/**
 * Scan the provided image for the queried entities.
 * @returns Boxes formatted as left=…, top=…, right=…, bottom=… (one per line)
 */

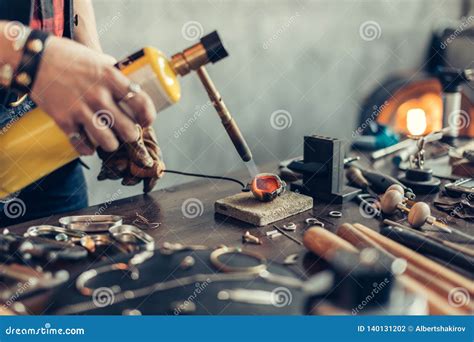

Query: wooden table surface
left=4, top=149, right=473, bottom=314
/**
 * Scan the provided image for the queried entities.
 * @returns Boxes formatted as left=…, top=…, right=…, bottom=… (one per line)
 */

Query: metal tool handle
left=196, top=66, right=252, bottom=162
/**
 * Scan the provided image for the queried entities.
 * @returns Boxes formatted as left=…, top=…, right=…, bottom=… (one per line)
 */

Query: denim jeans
left=0, top=99, right=88, bottom=227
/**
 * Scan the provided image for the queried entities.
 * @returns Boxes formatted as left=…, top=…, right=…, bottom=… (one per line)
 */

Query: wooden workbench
left=3, top=152, right=473, bottom=314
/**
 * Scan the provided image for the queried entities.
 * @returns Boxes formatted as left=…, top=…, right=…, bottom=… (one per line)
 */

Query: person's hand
left=97, top=126, right=165, bottom=193
left=30, top=36, right=157, bottom=155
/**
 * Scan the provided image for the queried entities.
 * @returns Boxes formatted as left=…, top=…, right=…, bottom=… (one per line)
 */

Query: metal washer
left=328, top=211, right=342, bottom=218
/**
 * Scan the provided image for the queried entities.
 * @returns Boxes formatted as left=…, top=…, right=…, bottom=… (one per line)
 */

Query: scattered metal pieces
left=133, top=212, right=161, bottom=230
left=122, top=309, right=142, bottom=316
left=266, top=230, right=279, bottom=237
left=272, top=225, right=303, bottom=245
left=269, top=232, right=283, bottom=239
left=283, top=253, right=299, bottom=265
left=171, top=300, right=196, bottom=314
left=328, top=211, right=342, bottom=218
left=179, top=256, right=196, bottom=270
left=282, top=222, right=297, bottom=231
left=0, top=264, right=69, bottom=301
left=160, top=242, right=208, bottom=255
left=242, top=231, right=262, bottom=245
left=218, top=289, right=276, bottom=305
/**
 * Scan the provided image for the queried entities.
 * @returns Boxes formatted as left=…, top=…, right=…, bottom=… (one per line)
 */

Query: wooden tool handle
left=303, top=227, right=358, bottom=261
left=337, top=223, right=473, bottom=314
left=353, top=223, right=474, bottom=295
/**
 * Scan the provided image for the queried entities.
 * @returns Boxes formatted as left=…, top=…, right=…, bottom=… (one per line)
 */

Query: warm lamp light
left=406, top=108, right=427, bottom=136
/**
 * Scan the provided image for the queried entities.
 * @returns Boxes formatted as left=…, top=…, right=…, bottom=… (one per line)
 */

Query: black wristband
left=10, top=30, right=50, bottom=95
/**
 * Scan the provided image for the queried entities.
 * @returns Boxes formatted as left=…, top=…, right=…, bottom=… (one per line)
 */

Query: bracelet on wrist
left=10, top=30, right=50, bottom=95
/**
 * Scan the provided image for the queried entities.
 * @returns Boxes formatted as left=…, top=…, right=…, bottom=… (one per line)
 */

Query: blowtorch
left=0, top=31, right=252, bottom=199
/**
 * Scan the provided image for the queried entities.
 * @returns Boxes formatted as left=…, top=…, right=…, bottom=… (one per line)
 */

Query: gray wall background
left=84, top=0, right=465, bottom=205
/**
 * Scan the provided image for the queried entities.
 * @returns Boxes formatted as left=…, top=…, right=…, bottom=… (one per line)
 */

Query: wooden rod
left=303, top=226, right=358, bottom=261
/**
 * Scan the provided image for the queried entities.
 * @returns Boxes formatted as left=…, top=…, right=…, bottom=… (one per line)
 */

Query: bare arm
left=73, top=0, right=103, bottom=52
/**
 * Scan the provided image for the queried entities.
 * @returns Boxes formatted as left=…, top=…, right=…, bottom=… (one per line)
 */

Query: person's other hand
left=97, top=126, right=165, bottom=193
left=30, top=36, right=156, bottom=155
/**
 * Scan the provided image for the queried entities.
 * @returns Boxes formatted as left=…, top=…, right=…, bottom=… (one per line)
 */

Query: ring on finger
left=119, top=83, right=141, bottom=104
left=68, top=132, right=83, bottom=145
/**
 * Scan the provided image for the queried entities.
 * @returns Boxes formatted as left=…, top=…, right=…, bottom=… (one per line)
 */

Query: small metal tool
left=272, top=225, right=303, bottom=245
left=242, top=231, right=261, bottom=245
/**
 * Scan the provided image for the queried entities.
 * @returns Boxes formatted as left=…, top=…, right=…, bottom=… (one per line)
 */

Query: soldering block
left=215, top=191, right=313, bottom=226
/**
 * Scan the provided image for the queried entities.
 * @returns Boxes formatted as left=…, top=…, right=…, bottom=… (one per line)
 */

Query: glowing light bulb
left=406, top=108, right=427, bottom=136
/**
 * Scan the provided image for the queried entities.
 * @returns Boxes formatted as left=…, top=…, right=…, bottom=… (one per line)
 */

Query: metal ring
left=68, top=132, right=83, bottom=145
left=328, top=211, right=343, bottom=218
left=210, top=246, right=267, bottom=275
left=282, top=222, right=297, bottom=231
left=76, top=263, right=128, bottom=296
left=305, top=218, right=324, bottom=227
left=119, top=83, right=141, bottom=104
